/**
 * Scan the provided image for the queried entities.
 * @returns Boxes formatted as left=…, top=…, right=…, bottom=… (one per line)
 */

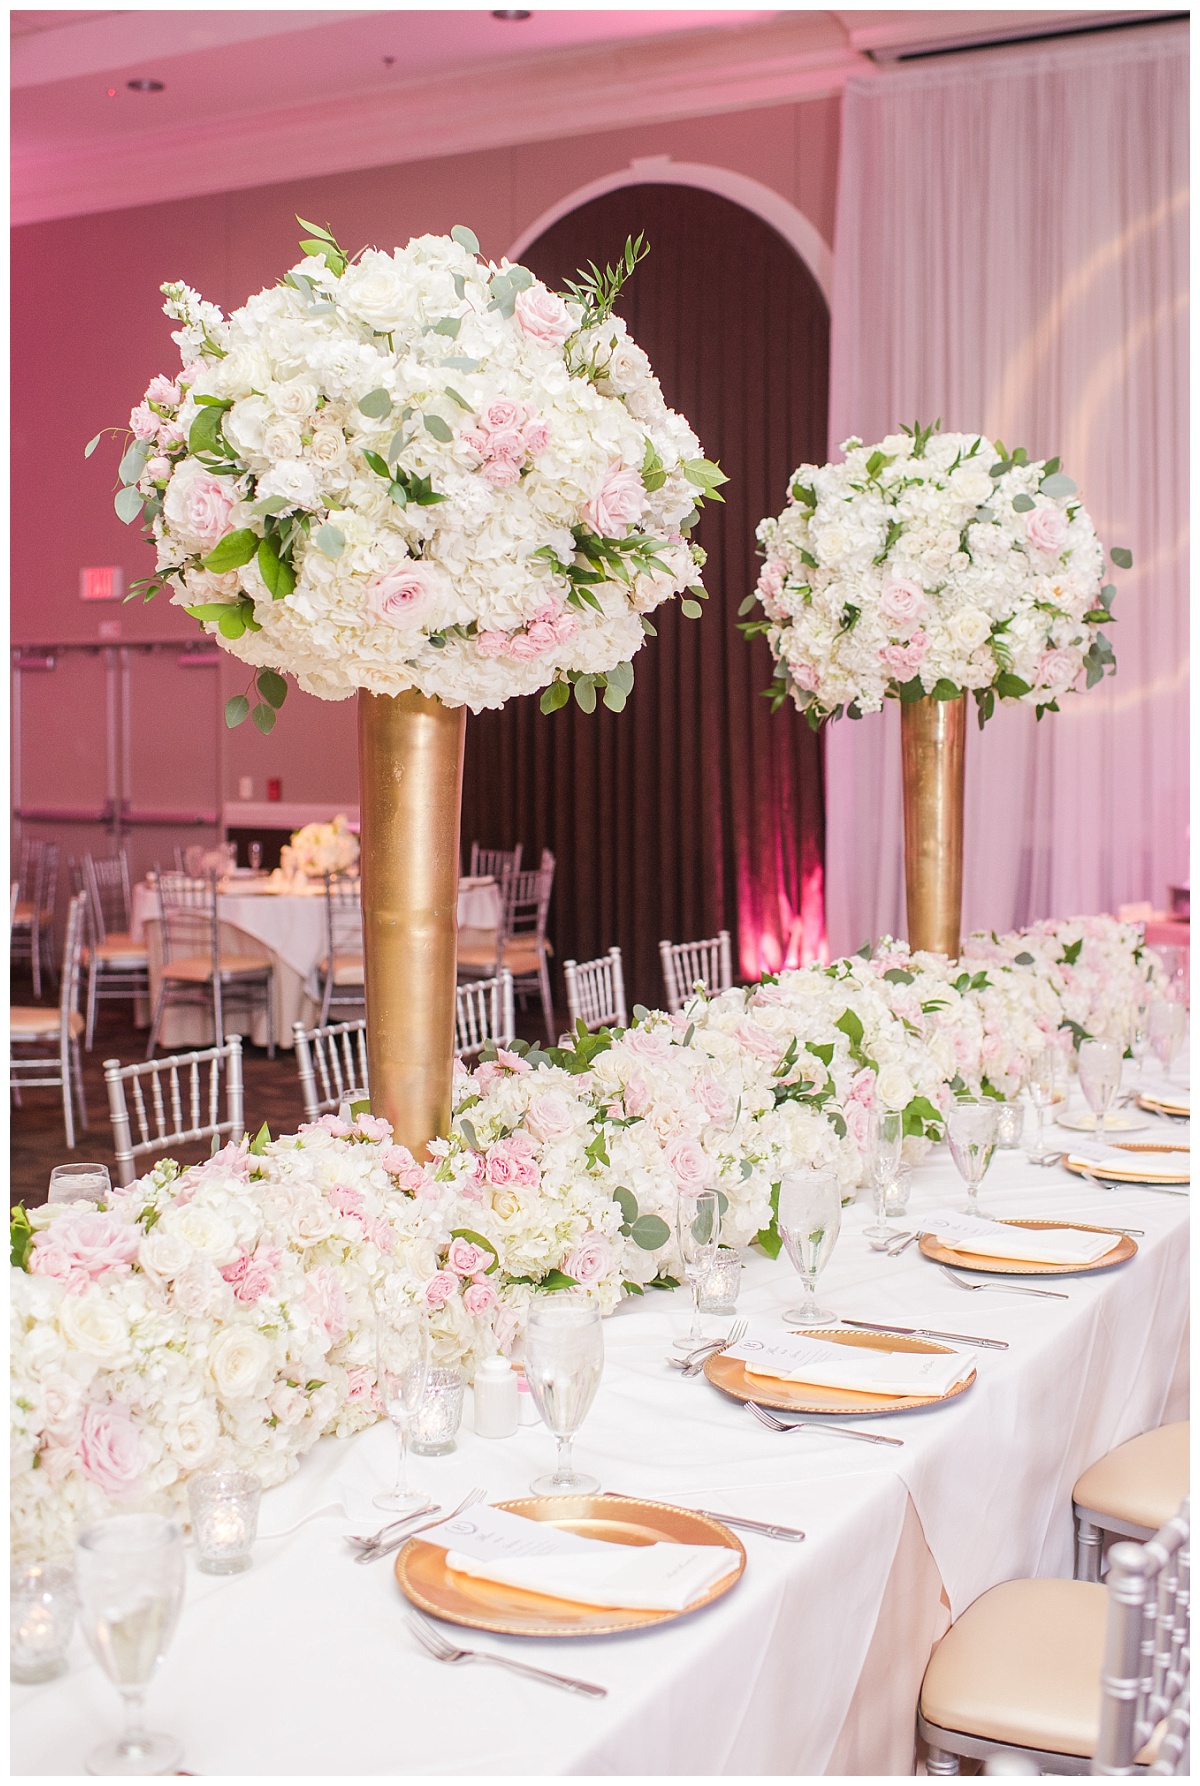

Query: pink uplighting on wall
left=739, top=861, right=828, bottom=982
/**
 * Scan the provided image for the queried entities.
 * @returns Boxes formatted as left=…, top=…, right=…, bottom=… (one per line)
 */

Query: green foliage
left=251, top=703, right=276, bottom=737
left=256, top=669, right=287, bottom=709
left=314, top=523, right=344, bottom=558
left=682, top=458, right=728, bottom=502
left=450, top=224, right=480, bottom=254
left=358, top=388, right=392, bottom=419
left=224, top=694, right=250, bottom=728
left=257, top=534, right=296, bottom=599
left=1062, top=937, right=1084, bottom=966
left=1109, top=546, right=1133, bottom=569
left=754, top=1182, right=783, bottom=1259
left=114, top=485, right=145, bottom=524
left=248, top=1122, right=271, bottom=1156
left=629, top=1213, right=671, bottom=1251
left=536, top=1268, right=580, bottom=1293
left=202, top=528, right=258, bottom=573
left=295, top=216, right=348, bottom=277
left=486, top=263, right=534, bottom=319
left=11, top=1204, right=33, bottom=1271
left=995, top=672, right=1032, bottom=700
left=560, top=233, right=649, bottom=329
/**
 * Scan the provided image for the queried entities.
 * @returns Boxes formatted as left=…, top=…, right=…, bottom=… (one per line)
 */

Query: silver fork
left=347, top=1498, right=438, bottom=1553
left=939, top=1264, right=1069, bottom=1301
left=353, top=1487, right=486, bottom=1563
left=680, top=1321, right=747, bottom=1377
left=887, top=1231, right=920, bottom=1257
left=405, top=1608, right=607, bottom=1698
left=744, top=1402, right=904, bottom=1446
left=669, top=1321, right=747, bottom=1369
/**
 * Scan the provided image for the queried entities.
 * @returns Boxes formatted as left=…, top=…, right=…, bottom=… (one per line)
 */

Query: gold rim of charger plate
left=919, top=1218, right=1138, bottom=1276
left=1062, top=1157, right=1189, bottom=1188
left=704, top=1327, right=976, bottom=1417
left=394, top=1494, right=746, bottom=1637
left=1136, top=1091, right=1191, bottom=1119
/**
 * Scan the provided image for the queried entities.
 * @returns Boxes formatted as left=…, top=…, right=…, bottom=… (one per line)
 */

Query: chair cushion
left=921, top=1578, right=1107, bottom=1756
left=10, top=1007, right=83, bottom=1041
left=501, top=937, right=546, bottom=975
left=457, top=929, right=500, bottom=968
left=319, top=955, right=364, bottom=986
left=11, top=903, right=51, bottom=926
left=87, top=935, right=149, bottom=966
left=163, top=955, right=268, bottom=983
left=1073, top=1422, right=1189, bottom=1534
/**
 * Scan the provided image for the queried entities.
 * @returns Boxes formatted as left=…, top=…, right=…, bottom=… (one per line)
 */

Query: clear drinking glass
left=187, top=1470, right=260, bottom=1574
left=778, top=1168, right=842, bottom=1326
left=1025, top=1048, right=1060, bottom=1162
left=698, top=1246, right=742, bottom=1314
left=1078, top=1037, right=1124, bottom=1143
left=373, top=1313, right=430, bottom=1513
left=1147, top=1000, right=1187, bottom=1077
left=11, top=1561, right=75, bottom=1684
left=248, top=842, right=263, bottom=873
left=675, top=1188, right=720, bottom=1343
left=523, top=1299, right=604, bottom=1496
left=1128, top=1000, right=1151, bottom=1080
left=946, top=1101, right=998, bottom=1215
left=75, top=1514, right=185, bottom=1777
left=863, top=1109, right=903, bottom=1245
left=409, top=1366, right=465, bottom=1456
left=48, top=1163, right=111, bottom=1205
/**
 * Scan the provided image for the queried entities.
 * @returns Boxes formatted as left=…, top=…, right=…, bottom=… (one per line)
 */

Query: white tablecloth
left=12, top=1135, right=1188, bottom=1777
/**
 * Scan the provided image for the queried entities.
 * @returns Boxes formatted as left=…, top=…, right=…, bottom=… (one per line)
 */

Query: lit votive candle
left=188, top=1470, right=261, bottom=1575
left=11, top=1562, right=75, bottom=1684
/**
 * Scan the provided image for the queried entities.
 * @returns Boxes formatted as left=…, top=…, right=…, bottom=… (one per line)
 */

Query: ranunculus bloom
left=485, top=1134, right=540, bottom=1189
left=463, top=1280, right=498, bottom=1316
left=77, top=1402, right=146, bottom=1498
left=757, top=559, right=786, bottom=600
left=514, top=283, right=575, bottom=348
left=129, top=403, right=158, bottom=439
left=583, top=464, right=646, bottom=537
left=448, top=1238, right=491, bottom=1277
left=1025, top=505, right=1070, bottom=554
left=145, top=374, right=181, bottom=407
left=506, top=621, right=558, bottom=659
left=474, top=630, right=509, bottom=657
left=365, top=562, right=450, bottom=632
left=880, top=577, right=927, bottom=630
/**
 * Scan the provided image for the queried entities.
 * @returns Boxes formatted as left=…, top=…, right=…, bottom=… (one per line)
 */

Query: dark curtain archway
left=462, top=183, right=829, bottom=1012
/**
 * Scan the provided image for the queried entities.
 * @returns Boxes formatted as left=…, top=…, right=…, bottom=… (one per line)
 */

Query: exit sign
left=80, top=566, right=124, bottom=601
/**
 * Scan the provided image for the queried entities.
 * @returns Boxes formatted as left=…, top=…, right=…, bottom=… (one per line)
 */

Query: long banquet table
left=12, top=1130, right=1189, bottom=1776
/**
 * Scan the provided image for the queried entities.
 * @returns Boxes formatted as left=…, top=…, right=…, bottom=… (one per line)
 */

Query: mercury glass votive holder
left=996, top=1101, right=1024, bottom=1149
left=188, top=1470, right=261, bottom=1574
left=698, top=1246, right=743, bottom=1314
left=410, top=1366, right=465, bottom=1456
left=11, top=1562, right=75, bottom=1684
left=885, top=1168, right=913, bottom=1219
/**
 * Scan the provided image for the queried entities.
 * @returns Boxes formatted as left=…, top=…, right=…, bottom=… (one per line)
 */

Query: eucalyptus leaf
left=1039, top=472, right=1078, bottom=499
left=1110, top=546, right=1133, bottom=569
left=84, top=432, right=103, bottom=458
left=224, top=694, right=250, bottom=728
left=423, top=414, right=454, bottom=442
left=539, top=680, right=570, bottom=714
left=602, top=683, right=627, bottom=713
left=251, top=702, right=277, bottom=736
left=118, top=440, right=151, bottom=485
left=358, top=388, right=392, bottom=419
left=1011, top=493, right=1035, bottom=512
left=681, top=599, right=702, bottom=619
left=450, top=224, right=480, bottom=254
left=614, top=1187, right=639, bottom=1228
left=256, top=669, right=287, bottom=710
left=630, top=1213, right=670, bottom=1251
left=573, top=678, right=597, bottom=714
left=114, top=486, right=144, bottom=524
left=314, top=523, right=344, bottom=558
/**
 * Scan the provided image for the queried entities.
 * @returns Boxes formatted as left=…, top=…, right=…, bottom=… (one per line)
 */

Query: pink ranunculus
left=563, top=1231, right=613, bottom=1285
left=665, top=1135, right=708, bottom=1190
left=1025, top=505, right=1070, bottom=554
left=522, top=416, right=551, bottom=454
left=366, top=562, right=450, bottom=632
left=424, top=1270, right=458, bottom=1308
left=506, top=621, right=558, bottom=659
left=145, top=374, right=181, bottom=407
left=485, top=1134, right=541, bottom=1189
left=463, top=1279, right=498, bottom=1316
left=880, top=577, right=927, bottom=630
left=482, top=457, right=522, bottom=488
left=129, top=403, right=158, bottom=440
left=1035, top=647, right=1080, bottom=689
left=881, top=632, right=929, bottom=678
left=448, top=1237, right=491, bottom=1277
left=480, top=399, right=532, bottom=434
left=30, top=1212, right=141, bottom=1293
left=757, top=559, right=786, bottom=600
left=514, top=283, right=575, bottom=348
left=77, top=1402, right=146, bottom=1498
left=583, top=464, right=646, bottom=537
left=474, top=630, right=509, bottom=658
left=304, top=1267, right=349, bottom=1343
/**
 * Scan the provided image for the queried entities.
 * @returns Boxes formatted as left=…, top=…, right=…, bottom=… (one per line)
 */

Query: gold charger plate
left=704, top=1327, right=975, bottom=1417
left=1136, top=1091, right=1190, bottom=1119
left=919, top=1218, right=1137, bottom=1276
left=1062, top=1155, right=1189, bottom=1188
left=394, top=1494, right=745, bottom=1638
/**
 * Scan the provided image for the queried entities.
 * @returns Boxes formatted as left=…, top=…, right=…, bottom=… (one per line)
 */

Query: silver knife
left=838, top=1317, right=1008, bottom=1351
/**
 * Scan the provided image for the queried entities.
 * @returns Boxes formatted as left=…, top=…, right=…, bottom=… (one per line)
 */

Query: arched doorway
left=461, top=182, right=830, bottom=1012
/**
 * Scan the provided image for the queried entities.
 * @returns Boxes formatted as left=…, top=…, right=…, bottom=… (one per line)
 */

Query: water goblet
left=675, top=1188, right=720, bottom=1344
left=778, top=1168, right=842, bottom=1326
left=863, top=1109, right=903, bottom=1246
left=946, top=1101, right=998, bottom=1215
left=1147, top=1000, right=1187, bottom=1079
left=523, top=1299, right=604, bottom=1496
left=373, top=1312, right=430, bottom=1513
left=48, top=1162, right=111, bottom=1206
left=75, top=1514, right=185, bottom=1777
left=1078, top=1037, right=1124, bottom=1144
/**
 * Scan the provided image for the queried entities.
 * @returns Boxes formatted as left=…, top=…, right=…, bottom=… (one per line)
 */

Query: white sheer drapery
left=823, top=23, right=1188, bottom=957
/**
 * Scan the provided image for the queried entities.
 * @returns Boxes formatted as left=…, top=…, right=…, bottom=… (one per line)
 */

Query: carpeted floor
left=10, top=968, right=566, bottom=1208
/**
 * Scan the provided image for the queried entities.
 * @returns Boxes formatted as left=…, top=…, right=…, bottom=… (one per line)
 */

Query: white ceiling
left=11, top=6, right=1164, bottom=225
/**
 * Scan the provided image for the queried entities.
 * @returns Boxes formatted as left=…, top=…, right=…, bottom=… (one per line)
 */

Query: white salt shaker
left=472, top=1356, right=518, bottom=1439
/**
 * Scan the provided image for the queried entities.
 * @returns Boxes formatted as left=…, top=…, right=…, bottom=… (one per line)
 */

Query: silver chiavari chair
left=292, top=1017, right=370, bottom=1123
left=12, top=838, right=60, bottom=998
left=318, top=872, right=364, bottom=1025
left=455, top=970, right=515, bottom=1061
left=149, top=870, right=274, bottom=1059
left=468, top=842, right=522, bottom=882
left=1094, top=1500, right=1190, bottom=1775
left=103, top=1036, right=245, bottom=1187
left=10, top=891, right=89, bottom=1149
left=563, top=945, right=626, bottom=1036
left=82, top=849, right=150, bottom=1048
left=659, top=929, right=734, bottom=1014
left=458, top=849, right=555, bottom=1035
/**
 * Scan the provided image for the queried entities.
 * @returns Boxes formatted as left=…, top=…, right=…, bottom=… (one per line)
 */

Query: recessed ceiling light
left=492, top=11, right=531, bottom=19
left=126, top=78, right=165, bottom=93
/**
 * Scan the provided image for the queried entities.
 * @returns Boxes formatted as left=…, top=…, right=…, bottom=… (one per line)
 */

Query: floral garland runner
left=12, top=915, right=1161, bottom=1562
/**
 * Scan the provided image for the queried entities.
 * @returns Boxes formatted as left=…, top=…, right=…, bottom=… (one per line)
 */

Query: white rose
left=58, top=1294, right=130, bottom=1364
left=949, top=466, right=993, bottom=506
left=138, top=1230, right=194, bottom=1281
left=262, top=418, right=304, bottom=462
left=945, top=606, right=992, bottom=652
left=39, top=1371, right=84, bottom=1435
left=269, top=379, right=319, bottom=418
left=308, top=427, right=347, bottom=470
left=257, top=460, right=321, bottom=511
left=223, top=394, right=272, bottom=460
left=207, top=1327, right=271, bottom=1402
left=875, top=1063, right=916, bottom=1110
left=163, top=1203, right=237, bottom=1265
left=165, top=1399, right=221, bottom=1469
left=172, top=1260, right=231, bottom=1318
left=338, top=254, right=409, bottom=330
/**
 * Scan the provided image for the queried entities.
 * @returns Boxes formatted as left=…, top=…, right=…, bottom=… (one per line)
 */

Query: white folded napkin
left=1140, top=1089, right=1191, bottom=1116
left=924, top=1209, right=1121, bottom=1265
left=1067, top=1147, right=1190, bottom=1183
left=724, top=1330, right=972, bottom=1399
left=421, top=1503, right=740, bottom=1613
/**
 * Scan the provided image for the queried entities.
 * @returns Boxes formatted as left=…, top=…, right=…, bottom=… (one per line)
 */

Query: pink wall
left=12, top=97, right=840, bottom=810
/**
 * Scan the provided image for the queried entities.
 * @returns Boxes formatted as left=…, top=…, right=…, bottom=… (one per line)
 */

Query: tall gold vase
left=357, top=689, right=465, bottom=1158
left=900, top=694, right=966, bottom=959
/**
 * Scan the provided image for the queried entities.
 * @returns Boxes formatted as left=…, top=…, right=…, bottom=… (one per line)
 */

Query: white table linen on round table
left=128, top=878, right=502, bottom=1050
left=12, top=1140, right=1188, bottom=1777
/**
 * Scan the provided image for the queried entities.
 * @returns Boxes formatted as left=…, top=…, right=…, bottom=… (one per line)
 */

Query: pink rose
left=425, top=1270, right=458, bottom=1308
left=313, top=1113, right=353, bottom=1137
left=485, top=1134, right=540, bottom=1189
left=757, top=559, right=786, bottom=601
left=665, top=1135, right=708, bottom=1190
left=145, top=374, right=181, bottom=407
left=563, top=1231, right=613, bottom=1286
left=622, top=1072, right=651, bottom=1117
left=463, top=1280, right=498, bottom=1316
left=550, top=610, right=578, bottom=646
left=514, top=283, right=575, bottom=348
left=847, top=1068, right=876, bottom=1106
left=30, top=1212, right=140, bottom=1293
left=625, top=1029, right=671, bottom=1060
left=734, top=1018, right=781, bottom=1061
left=1035, top=647, right=1080, bottom=689
left=448, top=1238, right=491, bottom=1276
left=880, top=578, right=927, bottom=630
left=367, top=562, right=451, bottom=632
left=167, top=464, right=233, bottom=546
left=525, top=1090, right=577, bottom=1141
left=145, top=455, right=171, bottom=480
left=845, top=1101, right=871, bottom=1148
left=506, top=621, right=557, bottom=659
left=179, top=361, right=204, bottom=388
left=881, top=632, right=929, bottom=678
left=367, top=1217, right=396, bottom=1251
left=356, top=1113, right=391, bottom=1141
left=460, top=427, right=489, bottom=457
left=345, top=1366, right=375, bottom=1404
left=129, top=403, right=158, bottom=439
left=480, top=399, right=532, bottom=434
left=474, top=631, right=509, bottom=657
left=495, top=1048, right=530, bottom=1073
left=482, top=457, right=522, bottom=488
left=329, top=1184, right=366, bottom=1216
left=77, top=1403, right=146, bottom=1498
left=794, top=663, right=820, bottom=692
left=487, top=428, right=525, bottom=462
left=583, top=464, right=646, bottom=537
left=304, top=1267, right=349, bottom=1343
left=696, top=1076, right=734, bottom=1123
left=1025, top=505, right=1070, bottom=554
left=522, top=416, right=551, bottom=454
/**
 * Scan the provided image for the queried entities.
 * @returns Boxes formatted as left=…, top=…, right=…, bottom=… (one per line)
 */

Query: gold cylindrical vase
left=900, top=694, right=966, bottom=959
left=358, top=689, right=465, bottom=1158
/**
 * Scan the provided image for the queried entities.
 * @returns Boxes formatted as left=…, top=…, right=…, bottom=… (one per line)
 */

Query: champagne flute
left=675, top=1188, right=720, bottom=1344
left=373, top=1312, right=430, bottom=1513
left=1078, top=1037, right=1123, bottom=1145
left=1147, top=1000, right=1187, bottom=1079
left=1025, top=1048, right=1060, bottom=1163
left=523, top=1299, right=604, bottom=1496
left=946, top=1101, right=998, bottom=1215
left=863, top=1108, right=903, bottom=1245
left=75, top=1514, right=185, bottom=1777
left=778, top=1168, right=842, bottom=1326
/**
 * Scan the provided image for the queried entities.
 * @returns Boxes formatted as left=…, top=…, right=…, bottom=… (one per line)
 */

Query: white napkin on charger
left=420, top=1503, right=740, bottom=1613
left=725, top=1330, right=973, bottom=1399
left=1067, top=1147, right=1190, bottom=1183
left=924, top=1209, right=1122, bottom=1265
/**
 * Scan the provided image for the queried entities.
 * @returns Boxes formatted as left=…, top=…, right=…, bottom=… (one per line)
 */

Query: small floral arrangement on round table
left=279, top=813, right=359, bottom=880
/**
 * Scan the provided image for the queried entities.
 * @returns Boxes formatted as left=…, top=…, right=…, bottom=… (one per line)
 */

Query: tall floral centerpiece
left=747, top=422, right=1129, bottom=953
left=98, top=224, right=723, bottom=1151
